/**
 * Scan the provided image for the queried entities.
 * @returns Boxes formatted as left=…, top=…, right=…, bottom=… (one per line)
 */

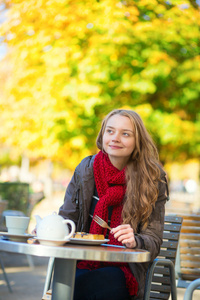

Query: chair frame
left=183, top=278, right=200, bottom=300
left=143, top=215, right=183, bottom=300
left=144, top=258, right=177, bottom=300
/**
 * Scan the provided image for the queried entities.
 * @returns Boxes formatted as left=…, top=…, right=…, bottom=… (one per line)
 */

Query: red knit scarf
left=77, top=151, right=138, bottom=296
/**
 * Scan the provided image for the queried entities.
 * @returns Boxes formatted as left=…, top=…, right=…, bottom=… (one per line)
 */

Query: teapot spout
left=35, top=215, right=42, bottom=228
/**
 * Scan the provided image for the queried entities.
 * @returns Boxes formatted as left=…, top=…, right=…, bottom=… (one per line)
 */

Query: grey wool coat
left=59, top=155, right=169, bottom=300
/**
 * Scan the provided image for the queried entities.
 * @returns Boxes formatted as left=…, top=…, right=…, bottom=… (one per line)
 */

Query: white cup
left=5, top=216, right=30, bottom=235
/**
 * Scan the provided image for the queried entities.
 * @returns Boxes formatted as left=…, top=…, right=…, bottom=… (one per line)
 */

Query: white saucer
left=69, top=238, right=109, bottom=245
left=36, top=237, right=70, bottom=246
left=0, top=232, right=35, bottom=242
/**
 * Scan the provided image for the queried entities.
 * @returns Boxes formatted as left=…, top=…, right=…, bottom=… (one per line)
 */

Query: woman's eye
left=123, top=132, right=129, bottom=136
left=106, top=129, right=113, bottom=134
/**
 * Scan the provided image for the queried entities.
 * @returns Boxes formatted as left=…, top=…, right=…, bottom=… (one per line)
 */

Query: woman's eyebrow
left=106, top=126, right=134, bottom=133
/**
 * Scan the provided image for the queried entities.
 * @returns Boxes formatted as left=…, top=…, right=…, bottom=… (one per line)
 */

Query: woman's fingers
left=111, top=224, right=136, bottom=248
left=31, top=227, right=37, bottom=235
left=111, top=224, right=132, bottom=238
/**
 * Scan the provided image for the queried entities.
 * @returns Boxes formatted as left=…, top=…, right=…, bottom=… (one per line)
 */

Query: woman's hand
left=111, top=224, right=136, bottom=249
left=31, top=226, right=37, bottom=236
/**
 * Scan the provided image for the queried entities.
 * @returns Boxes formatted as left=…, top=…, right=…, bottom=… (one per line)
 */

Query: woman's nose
left=112, top=132, right=120, bottom=141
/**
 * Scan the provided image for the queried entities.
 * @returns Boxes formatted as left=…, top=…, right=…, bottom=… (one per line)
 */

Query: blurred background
left=0, top=0, right=199, bottom=217
left=0, top=1, right=200, bottom=299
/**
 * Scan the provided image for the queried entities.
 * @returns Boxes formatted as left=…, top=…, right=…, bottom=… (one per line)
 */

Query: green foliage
left=0, top=182, right=29, bottom=215
left=0, top=0, right=199, bottom=168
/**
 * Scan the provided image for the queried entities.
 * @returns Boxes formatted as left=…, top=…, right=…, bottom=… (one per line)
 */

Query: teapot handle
left=63, top=220, right=76, bottom=240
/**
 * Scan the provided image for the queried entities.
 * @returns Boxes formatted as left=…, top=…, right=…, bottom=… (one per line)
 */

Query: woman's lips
left=109, top=145, right=122, bottom=149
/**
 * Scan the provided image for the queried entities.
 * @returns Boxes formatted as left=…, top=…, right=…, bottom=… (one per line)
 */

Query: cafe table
left=0, top=239, right=150, bottom=300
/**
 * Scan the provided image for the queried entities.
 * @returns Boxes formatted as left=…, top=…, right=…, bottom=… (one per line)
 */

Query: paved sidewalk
left=1, top=193, right=200, bottom=300
left=0, top=253, right=48, bottom=300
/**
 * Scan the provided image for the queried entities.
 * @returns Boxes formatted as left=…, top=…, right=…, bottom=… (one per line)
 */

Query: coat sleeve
left=59, top=167, right=81, bottom=226
left=134, top=170, right=169, bottom=261
left=58, top=155, right=95, bottom=231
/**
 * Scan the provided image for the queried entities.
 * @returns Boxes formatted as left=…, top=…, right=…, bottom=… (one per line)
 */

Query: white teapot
left=35, top=212, right=76, bottom=241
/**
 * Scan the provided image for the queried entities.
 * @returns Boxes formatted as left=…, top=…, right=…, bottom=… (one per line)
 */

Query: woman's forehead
left=106, top=114, right=135, bottom=130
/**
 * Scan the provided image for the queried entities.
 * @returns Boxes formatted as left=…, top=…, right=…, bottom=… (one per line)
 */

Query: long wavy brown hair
left=96, top=109, right=161, bottom=231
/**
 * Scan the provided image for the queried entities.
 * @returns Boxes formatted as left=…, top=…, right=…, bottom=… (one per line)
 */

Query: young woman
left=59, top=109, right=169, bottom=300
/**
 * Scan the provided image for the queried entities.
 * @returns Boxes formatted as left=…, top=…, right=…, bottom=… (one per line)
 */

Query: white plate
left=0, top=232, right=35, bottom=242
left=36, top=237, right=70, bottom=246
left=69, top=238, right=109, bottom=245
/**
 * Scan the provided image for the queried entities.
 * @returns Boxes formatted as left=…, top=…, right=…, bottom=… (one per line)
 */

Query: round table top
left=0, top=239, right=150, bottom=263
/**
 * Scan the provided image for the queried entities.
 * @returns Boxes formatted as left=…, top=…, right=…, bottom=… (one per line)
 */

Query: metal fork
left=93, top=215, right=112, bottom=231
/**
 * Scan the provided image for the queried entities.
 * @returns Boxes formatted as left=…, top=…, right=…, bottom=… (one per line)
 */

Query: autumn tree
left=0, top=0, right=199, bottom=169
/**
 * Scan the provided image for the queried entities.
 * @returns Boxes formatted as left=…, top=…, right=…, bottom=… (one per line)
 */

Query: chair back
left=147, top=215, right=183, bottom=300
left=177, top=214, right=200, bottom=287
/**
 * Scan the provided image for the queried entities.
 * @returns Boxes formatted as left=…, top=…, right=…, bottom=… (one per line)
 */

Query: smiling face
left=102, top=114, right=135, bottom=170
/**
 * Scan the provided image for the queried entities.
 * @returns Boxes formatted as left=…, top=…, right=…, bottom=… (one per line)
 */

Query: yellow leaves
left=0, top=0, right=199, bottom=168
left=78, top=83, right=100, bottom=95
left=129, top=104, right=198, bottom=153
left=137, top=49, right=178, bottom=80
left=69, top=136, right=86, bottom=149
left=139, top=0, right=159, bottom=8
left=123, top=6, right=139, bottom=23
left=178, top=56, right=200, bottom=84
left=149, top=111, right=196, bottom=145
left=142, top=65, right=170, bottom=78
left=112, top=2, right=139, bottom=23
left=117, top=76, right=156, bottom=94
left=134, top=104, right=153, bottom=119
left=154, top=4, right=167, bottom=15
left=147, top=52, right=171, bottom=65
left=56, top=144, right=91, bottom=170
left=131, top=79, right=157, bottom=94
left=134, top=22, right=152, bottom=32
left=131, top=60, right=139, bottom=67
left=112, top=34, right=131, bottom=44
left=126, top=6, right=140, bottom=17
left=109, top=53, right=118, bottom=61
left=61, top=79, right=101, bottom=100
left=42, top=47, right=70, bottom=70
